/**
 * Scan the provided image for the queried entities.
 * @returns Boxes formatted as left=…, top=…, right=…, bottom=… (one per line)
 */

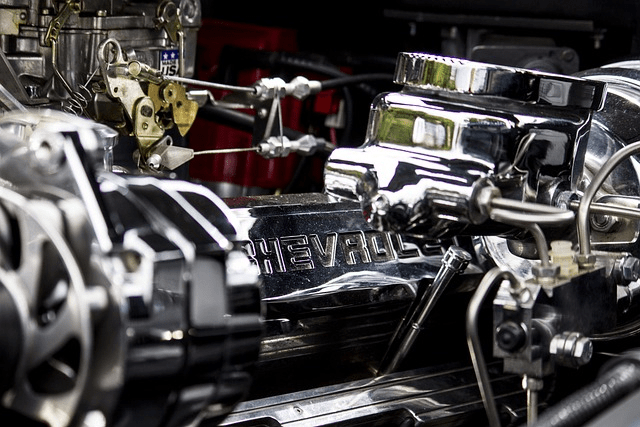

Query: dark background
left=202, top=0, right=640, bottom=71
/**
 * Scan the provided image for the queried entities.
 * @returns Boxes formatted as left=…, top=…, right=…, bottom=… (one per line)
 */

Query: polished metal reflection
left=570, top=64, right=640, bottom=258
left=216, top=362, right=523, bottom=427
left=325, top=55, right=601, bottom=239
left=378, top=245, right=471, bottom=375
left=394, top=52, right=606, bottom=108
left=228, top=194, right=469, bottom=375
left=0, top=108, right=262, bottom=427
left=0, top=187, right=92, bottom=427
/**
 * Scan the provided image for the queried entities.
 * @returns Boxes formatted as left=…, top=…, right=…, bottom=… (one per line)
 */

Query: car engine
left=2, top=1, right=640, bottom=427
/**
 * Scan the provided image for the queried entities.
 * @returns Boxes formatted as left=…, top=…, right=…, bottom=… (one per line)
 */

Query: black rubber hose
left=197, top=104, right=305, bottom=140
left=272, top=52, right=380, bottom=97
left=197, top=104, right=335, bottom=154
left=531, top=357, right=640, bottom=427
left=319, top=73, right=395, bottom=90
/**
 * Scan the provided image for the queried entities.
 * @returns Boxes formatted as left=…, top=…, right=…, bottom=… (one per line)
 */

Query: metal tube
left=490, top=198, right=575, bottom=225
left=489, top=209, right=551, bottom=268
left=578, top=140, right=640, bottom=257
left=51, top=40, right=76, bottom=98
left=178, top=31, right=185, bottom=78
left=378, top=246, right=471, bottom=375
left=0, top=82, right=27, bottom=112
left=163, top=75, right=257, bottom=93
left=527, top=387, right=539, bottom=425
left=193, top=147, right=260, bottom=155
left=467, top=268, right=519, bottom=427
left=569, top=199, right=640, bottom=220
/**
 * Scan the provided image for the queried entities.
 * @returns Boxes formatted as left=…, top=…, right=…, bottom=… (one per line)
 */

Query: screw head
left=496, top=321, right=527, bottom=352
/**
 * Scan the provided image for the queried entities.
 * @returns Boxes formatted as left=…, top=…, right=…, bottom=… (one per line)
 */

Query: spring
left=62, top=68, right=99, bottom=116
left=62, top=83, right=93, bottom=116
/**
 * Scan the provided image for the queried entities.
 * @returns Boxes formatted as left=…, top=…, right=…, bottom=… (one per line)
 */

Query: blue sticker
left=160, top=49, right=179, bottom=76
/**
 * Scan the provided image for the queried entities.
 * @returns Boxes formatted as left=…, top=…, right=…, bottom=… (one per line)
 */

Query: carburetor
left=0, top=0, right=201, bottom=166
left=0, top=0, right=200, bottom=108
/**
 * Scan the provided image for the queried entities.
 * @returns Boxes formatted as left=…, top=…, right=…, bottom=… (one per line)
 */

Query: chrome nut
left=287, top=76, right=318, bottom=100
left=253, top=78, right=287, bottom=101
left=576, top=253, right=597, bottom=268
left=550, top=332, right=593, bottom=368
left=573, top=336, right=594, bottom=366
left=532, top=264, right=560, bottom=279
left=621, top=256, right=640, bottom=282
left=473, top=184, right=501, bottom=219
left=146, top=153, right=162, bottom=170
left=521, top=375, right=544, bottom=391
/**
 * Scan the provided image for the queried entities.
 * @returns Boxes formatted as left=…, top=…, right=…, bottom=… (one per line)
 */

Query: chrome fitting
left=550, top=331, right=593, bottom=368
left=532, top=264, right=560, bottom=280
left=576, top=253, right=597, bottom=269
left=621, top=256, right=640, bottom=282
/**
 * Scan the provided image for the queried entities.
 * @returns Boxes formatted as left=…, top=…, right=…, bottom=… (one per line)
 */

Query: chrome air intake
left=325, top=53, right=606, bottom=239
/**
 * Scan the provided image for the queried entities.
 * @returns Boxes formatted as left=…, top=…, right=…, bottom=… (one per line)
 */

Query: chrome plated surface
left=570, top=64, right=640, bottom=257
left=216, top=362, right=523, bottom=427
left=227, top=194, right=484, bottom=386
left=0, top=187, right=92, bottom=427
left=3, top=18, right=640, bottom=426
left=228, top=194, right=457, bottom=310
left=0, top=109, right=262, bottom=427
left=394, top=52, right=606, bottom=109
left=325, top=55, right=600, bottom=238
left=378, top=245, right=471, bottom=375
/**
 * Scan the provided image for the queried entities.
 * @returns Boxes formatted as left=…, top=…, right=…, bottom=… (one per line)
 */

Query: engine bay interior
left=1, top=2, right=640, bottom=427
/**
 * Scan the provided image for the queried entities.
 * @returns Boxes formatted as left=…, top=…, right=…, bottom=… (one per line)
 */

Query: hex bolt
left=550, top=331, right=593, bottom=368
left=370, top=193, right=390, bottom=217
left=621, top=256, right=640, bottom=282
left=590, top=213, right=618, bottom=233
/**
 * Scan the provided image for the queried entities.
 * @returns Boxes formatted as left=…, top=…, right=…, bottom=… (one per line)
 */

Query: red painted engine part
left=188, top=19, right=303, bottom=190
